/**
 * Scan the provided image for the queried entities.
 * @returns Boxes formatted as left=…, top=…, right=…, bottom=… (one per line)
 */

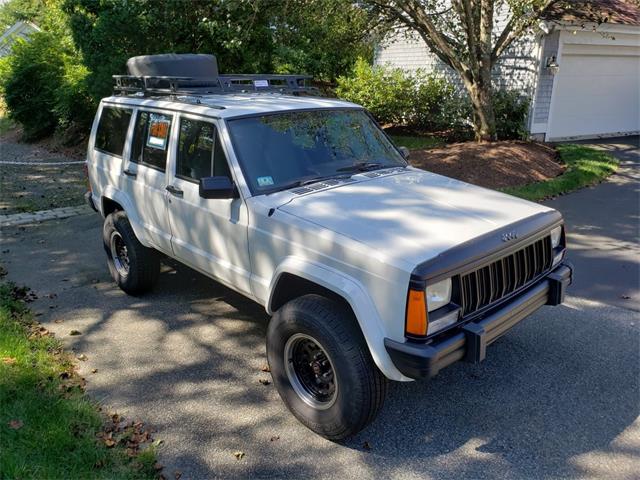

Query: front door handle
left=166, top=185, right=184, bottom=197
left=123, top=169, right=137, bottom=178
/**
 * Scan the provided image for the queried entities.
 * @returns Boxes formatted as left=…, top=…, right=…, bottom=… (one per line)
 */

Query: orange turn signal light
left=406, top=289, right=428, bottom=337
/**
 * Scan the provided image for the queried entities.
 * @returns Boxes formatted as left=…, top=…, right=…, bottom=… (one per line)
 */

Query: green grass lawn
left=388, top=134, right=445, bottom=150
left=0, top=282, right=158, bottom=479
left=502, top=144, right=619, bottom=201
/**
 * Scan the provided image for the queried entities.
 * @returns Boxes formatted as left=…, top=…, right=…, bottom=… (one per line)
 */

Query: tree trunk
left=466, top=81, right=496, bottom=142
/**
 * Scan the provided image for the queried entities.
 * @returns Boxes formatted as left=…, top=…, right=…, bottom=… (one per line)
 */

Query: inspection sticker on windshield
left=257, top=176, right=274, bottom=187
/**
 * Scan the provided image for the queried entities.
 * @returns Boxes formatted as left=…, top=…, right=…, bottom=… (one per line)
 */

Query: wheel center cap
left=311, top=361, right=322, bottom=375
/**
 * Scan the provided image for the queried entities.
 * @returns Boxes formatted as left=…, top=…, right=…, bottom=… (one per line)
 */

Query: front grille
left=458, top=236, right=553, bottom=317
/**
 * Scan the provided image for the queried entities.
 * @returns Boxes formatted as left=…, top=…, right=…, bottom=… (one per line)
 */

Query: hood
left=277, top=168, right=553, bottom=268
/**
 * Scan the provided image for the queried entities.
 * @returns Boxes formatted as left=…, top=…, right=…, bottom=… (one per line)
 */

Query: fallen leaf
left=621, top=295, right=631, bottom=299
left=154, top=462, right=164, bottom=471
left=69, top=330, right=81, bottom=336
left=104, top=438, right=116, bottom=447
left=54, top=319, right=63, bottom=323
left=233, top=451, right=245, bottom=460
left=91, top=368, right=98, bottom=374
left=2, top=357, right=17, bottom=365
left=261, top=364, right=271, bottom=372
left=77, top=354, right=88, bottom=361
left=259, top=378, right=271, bottom=386
left=174, top=471, right=182, bottom=479
left=363, top=441, right=372, bottom=450
left=270, top=436, right=280, bottom=442
left=8, top=419, right=23, bottom=430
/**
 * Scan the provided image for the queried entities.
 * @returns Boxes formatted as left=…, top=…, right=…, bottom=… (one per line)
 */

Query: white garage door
left=547, top=32, right=640, bottom=140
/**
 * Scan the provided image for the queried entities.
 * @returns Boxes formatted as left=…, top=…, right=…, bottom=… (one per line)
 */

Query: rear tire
left=267, top=294, right=387, bottom=440
left=103, top=211, right=160, bottom=295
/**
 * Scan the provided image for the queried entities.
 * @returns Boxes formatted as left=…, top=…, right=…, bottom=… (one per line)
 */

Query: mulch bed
left=409, top=141, right=565, bottom=190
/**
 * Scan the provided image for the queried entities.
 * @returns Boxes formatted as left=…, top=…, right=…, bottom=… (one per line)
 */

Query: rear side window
left=95, top=106, right=132, bottom=157
left=176, top=118, right=231, bottom=182
left=131, top=111, right=173, bottom=171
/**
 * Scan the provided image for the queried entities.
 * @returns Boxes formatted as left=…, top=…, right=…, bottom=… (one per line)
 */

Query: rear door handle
left=166, top=185, right=184, bottom=197
left=123, top=169, right=137, bottom=178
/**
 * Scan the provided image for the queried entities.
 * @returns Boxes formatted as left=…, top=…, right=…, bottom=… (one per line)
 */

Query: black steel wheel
left=103, top=211, right=160, bottom=295
left=267, top=294, right=387, bottom=440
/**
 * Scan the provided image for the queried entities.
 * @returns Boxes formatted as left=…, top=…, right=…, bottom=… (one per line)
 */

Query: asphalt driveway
left=1, top=212, right=638, bottom=479
left=546, top=136, right=640, bottom=311
left=1, top=136, right=638, bottom=479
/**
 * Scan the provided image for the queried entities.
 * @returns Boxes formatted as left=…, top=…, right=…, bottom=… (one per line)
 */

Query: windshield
left=226, top=109, right=406, bottom=194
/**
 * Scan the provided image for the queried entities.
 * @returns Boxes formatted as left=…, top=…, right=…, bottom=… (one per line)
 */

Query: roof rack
left=113, top=73, right=319, bottom=97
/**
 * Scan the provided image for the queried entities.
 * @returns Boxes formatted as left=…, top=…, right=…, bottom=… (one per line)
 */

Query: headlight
left=426, top=278, right=451, bottom=312
left=550, top=225, right=563, bottom=249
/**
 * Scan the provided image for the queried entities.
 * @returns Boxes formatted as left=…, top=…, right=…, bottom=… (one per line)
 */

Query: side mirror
left=199, top=176, right=239, bottom=199
left=398, top=146, right=410, bottom=160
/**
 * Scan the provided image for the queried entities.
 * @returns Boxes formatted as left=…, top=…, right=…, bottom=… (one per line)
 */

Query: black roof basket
left=114, top=53, right=318, bottom=97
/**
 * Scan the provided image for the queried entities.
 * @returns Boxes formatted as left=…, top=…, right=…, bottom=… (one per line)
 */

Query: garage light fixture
left=545, top=56, right=560, bottom=75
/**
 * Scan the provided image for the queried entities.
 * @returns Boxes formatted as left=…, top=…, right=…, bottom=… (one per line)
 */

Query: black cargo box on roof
left=126, top=53, right=219, bottom=78
left=115, top=53, right=317, bottom=98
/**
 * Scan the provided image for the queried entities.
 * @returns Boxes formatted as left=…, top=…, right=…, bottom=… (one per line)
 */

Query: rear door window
left=130, top=111, right=173, bottom=171
left=176, top=117, right=231, bottom=182
left=94, top=106, right=132, bottom=157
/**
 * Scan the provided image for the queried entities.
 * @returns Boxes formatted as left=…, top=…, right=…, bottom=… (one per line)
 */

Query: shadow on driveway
left=1, top=213, right=638, bottom=479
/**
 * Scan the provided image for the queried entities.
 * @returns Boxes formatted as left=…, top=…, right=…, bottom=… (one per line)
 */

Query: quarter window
left=131, top=111, right=173, bottom=171
left=95, top=106, right=132, bottom=157
left=176, top=118, right=231, bottom=182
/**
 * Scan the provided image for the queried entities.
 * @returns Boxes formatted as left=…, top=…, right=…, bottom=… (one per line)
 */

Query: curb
left=0, top=205, right=92, bottom=228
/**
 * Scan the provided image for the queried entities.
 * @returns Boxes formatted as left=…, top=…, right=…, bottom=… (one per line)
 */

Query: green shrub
left=411, top=72, right=470, bottom=132
left=54, top=61, right=94, bottom=138
left=492, top=89, right=530, bottom=140
left=1, top=33, right=64, bottom=140
left=336, top=59, right=469, bottom=133
left=0, top=27, right=94, bottom=142
left=336, top=58, right=414, bottom=125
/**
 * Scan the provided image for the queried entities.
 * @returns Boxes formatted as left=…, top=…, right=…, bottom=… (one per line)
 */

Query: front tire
left=267, top=294, right=387, bottom=440
left=103, top=211, right=160, bottom=295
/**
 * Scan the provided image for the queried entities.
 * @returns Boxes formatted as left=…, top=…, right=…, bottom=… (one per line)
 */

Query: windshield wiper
left=336, top=162, right=387, bottom=173
left=268, top=174, right=352, bottom=194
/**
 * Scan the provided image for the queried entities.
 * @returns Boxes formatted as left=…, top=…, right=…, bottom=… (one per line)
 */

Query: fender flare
left=266, top=257, right=410, bottom=381
left=101, top=186, right=152, bottom=248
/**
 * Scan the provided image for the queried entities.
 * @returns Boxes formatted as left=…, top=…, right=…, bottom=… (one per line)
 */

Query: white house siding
left=374, top=6, right=542, bottom=96
left=374, top=30, right=540, bottom=94
left=0, top=21, right=40, bottom=57
left=531, top=31, right=560, bottom=133
left=374, top=14, right=544, bottom=137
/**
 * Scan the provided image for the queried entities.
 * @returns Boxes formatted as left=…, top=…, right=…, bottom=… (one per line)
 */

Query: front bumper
left=385, top=262, right=573, bottom=379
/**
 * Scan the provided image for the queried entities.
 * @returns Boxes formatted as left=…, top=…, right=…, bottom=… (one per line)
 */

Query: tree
left=63, top=0, right=276, bottom=100
left=367, top=0, right=558, bottom=141
left=270, top=0, right=376, bottom=82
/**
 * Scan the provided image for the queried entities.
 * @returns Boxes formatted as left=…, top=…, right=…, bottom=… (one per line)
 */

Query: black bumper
left=385, top=263, right=573, bottom=379
left=84, top=191, right=98, bottom=212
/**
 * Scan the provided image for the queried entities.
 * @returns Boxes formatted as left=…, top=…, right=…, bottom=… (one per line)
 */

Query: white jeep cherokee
left=86, top=54, right=572, bottom=439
